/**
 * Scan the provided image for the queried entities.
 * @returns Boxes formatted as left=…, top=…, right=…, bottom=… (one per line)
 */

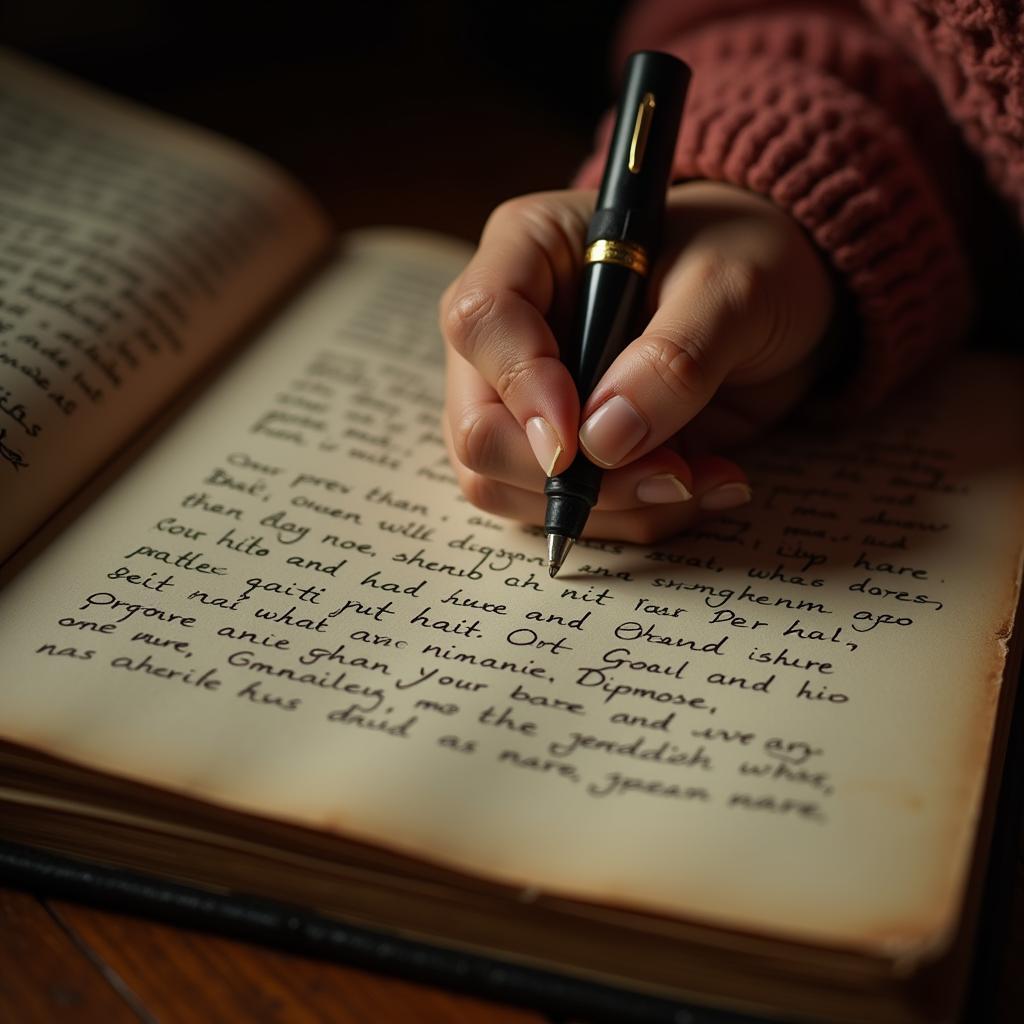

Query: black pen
left=544, top=51, right=691, bottom=577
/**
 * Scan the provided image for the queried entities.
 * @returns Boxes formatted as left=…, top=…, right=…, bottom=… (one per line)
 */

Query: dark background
left=4, top=0, right=628, bottom=240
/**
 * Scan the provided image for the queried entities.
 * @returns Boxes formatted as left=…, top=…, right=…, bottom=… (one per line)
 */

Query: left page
left=0, top=50, right=332, bottom=559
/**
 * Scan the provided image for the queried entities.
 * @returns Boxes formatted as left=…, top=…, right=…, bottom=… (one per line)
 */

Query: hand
left=439, top=181, right=834, bottom=543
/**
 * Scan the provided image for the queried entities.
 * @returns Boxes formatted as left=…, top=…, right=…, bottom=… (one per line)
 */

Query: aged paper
left=0, top=231, right=1021, bottom=961
left=0, top=50, right=331, bottom=557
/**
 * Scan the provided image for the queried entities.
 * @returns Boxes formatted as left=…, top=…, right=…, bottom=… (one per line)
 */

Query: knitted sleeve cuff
left=576, top=54, right=971, bottom=408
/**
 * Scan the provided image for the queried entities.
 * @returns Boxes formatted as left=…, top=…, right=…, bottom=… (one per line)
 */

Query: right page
left=0, top=231, right=1021, bottom=968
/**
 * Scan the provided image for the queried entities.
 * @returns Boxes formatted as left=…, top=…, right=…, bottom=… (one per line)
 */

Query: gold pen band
left=583, top=239, right=649, bottom=276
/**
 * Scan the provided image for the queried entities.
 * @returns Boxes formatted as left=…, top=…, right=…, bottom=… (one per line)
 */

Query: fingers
left=440, top=191, right=597, bottom=476
left=576, top=250, right=767, bottom=468
left=445, top=356, right=696, bottom=510
left=443, top=413, right=750, bottom=543
left=574, top=182, right=834, bottom=469
left=441, top=181, right=833, bottom=539
left=448, top=455, right=751, bottom=545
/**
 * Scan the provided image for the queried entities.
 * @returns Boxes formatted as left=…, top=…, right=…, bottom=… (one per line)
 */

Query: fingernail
left=578, top=395, right=647, bottom=467
left=525, top=417, right=562, bottom=476
left=636, top=474, right=693, bottom=504
left=699, top=482, right=752, bottom=511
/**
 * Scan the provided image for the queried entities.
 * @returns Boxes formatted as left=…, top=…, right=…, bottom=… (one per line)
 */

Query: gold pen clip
left=628, top=92, right=656, bottom=174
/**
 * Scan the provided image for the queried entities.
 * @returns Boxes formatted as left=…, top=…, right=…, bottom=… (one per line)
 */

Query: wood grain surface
left=1, top=889, right=550, bottom=1024
left=0, top=864, right=1019, bottom=1023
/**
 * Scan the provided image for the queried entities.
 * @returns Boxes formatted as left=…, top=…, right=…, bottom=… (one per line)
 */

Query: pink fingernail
left=525, top=417, right=562, bottom=476
left=699, top=482, right=752, bottom=511
left=578, top=395, right=647, bottom=467
left=636, top=474, right=693, bottom=504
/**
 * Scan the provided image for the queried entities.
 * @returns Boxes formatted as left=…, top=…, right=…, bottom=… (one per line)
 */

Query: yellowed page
left=0, top=230, right=1021, bottom=965
left=0, top=49, right=331, bottom=558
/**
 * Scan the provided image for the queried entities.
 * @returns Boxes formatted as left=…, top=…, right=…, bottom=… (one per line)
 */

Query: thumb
left=576, top=252, right=777, bottom=469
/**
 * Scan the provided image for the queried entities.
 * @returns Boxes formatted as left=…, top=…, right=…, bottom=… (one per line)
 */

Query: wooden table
left=0, top=887, right=546, bottom=1023
left=1, top=866, right=1023, bottom=1023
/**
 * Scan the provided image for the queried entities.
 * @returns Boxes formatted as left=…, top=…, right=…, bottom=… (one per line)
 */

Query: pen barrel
left=543, top=50, right=690, bottom=547
left=590, top=51, right=690, bottom=252
left=563, top=261, right=645, bottom=400
left=544, top=260, right=646, bottom=525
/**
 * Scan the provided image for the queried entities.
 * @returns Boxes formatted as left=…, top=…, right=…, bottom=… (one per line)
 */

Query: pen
left=544, top=51, right=691, bottom=577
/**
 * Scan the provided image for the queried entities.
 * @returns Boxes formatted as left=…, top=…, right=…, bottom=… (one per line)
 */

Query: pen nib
left=547, top=533, right=575, bottom=578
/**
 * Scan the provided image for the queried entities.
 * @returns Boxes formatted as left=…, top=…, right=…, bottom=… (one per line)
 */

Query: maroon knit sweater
left=575, top=1, right=1024, bottom=406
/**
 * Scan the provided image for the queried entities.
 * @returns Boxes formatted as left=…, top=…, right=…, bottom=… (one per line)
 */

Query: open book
left=2, top=50, right=1023, bottom=1024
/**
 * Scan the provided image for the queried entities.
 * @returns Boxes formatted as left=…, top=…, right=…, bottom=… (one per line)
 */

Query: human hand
left=440, top=181, right=834, bottom=543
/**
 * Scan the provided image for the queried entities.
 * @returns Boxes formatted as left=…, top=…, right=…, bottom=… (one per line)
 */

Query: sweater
left=575, top=1, right=1023, bottom=406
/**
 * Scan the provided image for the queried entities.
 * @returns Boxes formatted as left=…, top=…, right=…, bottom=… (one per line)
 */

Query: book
left=1, top=48, right=1022, bottom=1024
